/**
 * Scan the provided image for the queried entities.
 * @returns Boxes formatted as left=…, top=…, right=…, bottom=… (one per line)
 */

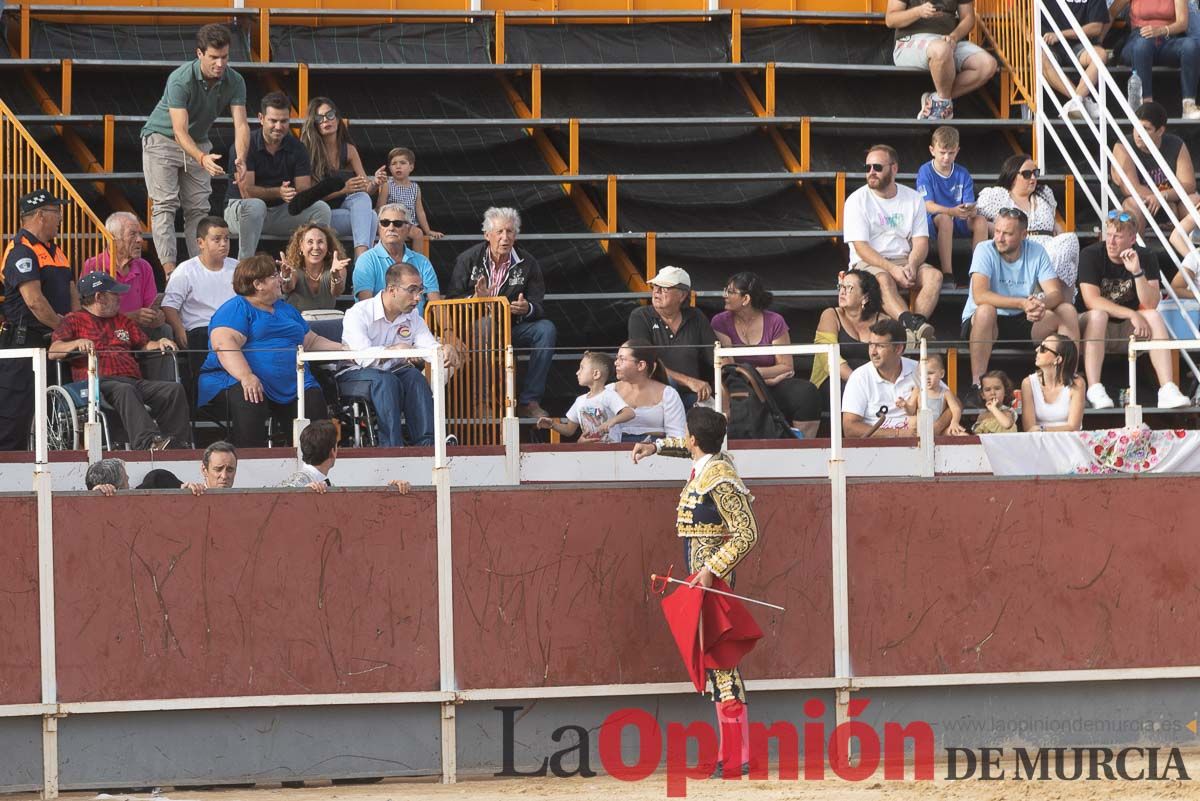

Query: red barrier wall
left=2, top=474, right=1199, bottom=706
left=846, top=476, right=1200, bottom=676
left=52, top=490, right=439, bottom=701
left=0, top=496, right=40, bottom=705
left=450, top=483, right=834, bottom=689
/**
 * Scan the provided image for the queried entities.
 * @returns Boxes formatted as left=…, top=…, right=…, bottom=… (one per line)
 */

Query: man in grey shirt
left=141, top=23, right=250, bottom=278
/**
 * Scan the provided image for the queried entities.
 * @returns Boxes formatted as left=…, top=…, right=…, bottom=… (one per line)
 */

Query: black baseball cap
left=78, top=272, right=131, bottom=297
left=19, top=189, right=67, bottom=216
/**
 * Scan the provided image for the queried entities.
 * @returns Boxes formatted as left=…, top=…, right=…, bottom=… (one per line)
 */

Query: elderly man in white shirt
left=338, top=261, right=457, bottom=447
left=841, top=317, right=920, bottom=437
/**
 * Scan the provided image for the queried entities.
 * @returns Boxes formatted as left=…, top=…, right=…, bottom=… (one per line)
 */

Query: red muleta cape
left=660, top=572, right=763, bottom=693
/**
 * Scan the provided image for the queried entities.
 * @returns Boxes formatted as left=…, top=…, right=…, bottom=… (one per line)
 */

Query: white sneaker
left=1061, top=95, right=1086, bottom=120
left=1082, top=96, right=1102, bottom=122
left=1184, top=99, right=1200, bottom=120
left=1157, top=381, right=1191, bottom=409
left=1087, top=383, right=1115, bottom=409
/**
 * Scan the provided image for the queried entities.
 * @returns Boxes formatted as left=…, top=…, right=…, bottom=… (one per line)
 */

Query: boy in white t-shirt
left=537, top=352, right=634, bottom=442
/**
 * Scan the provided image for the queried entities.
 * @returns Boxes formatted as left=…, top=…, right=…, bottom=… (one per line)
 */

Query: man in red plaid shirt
left=50, top=273, right=190, bottom=449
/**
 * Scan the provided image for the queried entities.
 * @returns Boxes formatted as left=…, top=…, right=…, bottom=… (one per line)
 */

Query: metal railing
left=1037, top=0, right=1200, bottom=393
left=424, top=297, right=514, bottom=447
left=0, top=97, right=110, bottom=275
left=976, top=0, right=1036, bottom=109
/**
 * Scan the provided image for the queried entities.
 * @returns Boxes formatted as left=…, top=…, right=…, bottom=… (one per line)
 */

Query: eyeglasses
left=392, top=284, right=425, bottom=295
left=997, top=207, right=1029, bottom=224
left=836, top=282, right=859, bottom=292
left=1017, top=168, right=1040, bottom=180
left=1107, top=210, right=1134, bottom=223
left=315, top=110, right=338, bottom=122
left=1036, top=344, right=1059, bottom=356
left=864, top=162, right=891, bottom=173
left=379, top=218, right=411, bottom=228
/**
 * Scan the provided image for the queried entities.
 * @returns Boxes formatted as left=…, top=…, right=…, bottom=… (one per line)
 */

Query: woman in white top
left=976, top=154, right=1081, bottom=299
left=1020, top=333, right=1086, bottom=432
left=611, top=340, right=686, bottom=442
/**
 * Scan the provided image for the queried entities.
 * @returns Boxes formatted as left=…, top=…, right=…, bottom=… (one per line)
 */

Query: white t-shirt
left=843, top=184, right=930, bottom=265
left=842, top=357, right=919, bottom=429
left=566, top=387, right=630, bottom=443
left=162, top=256, right=238, bottom=331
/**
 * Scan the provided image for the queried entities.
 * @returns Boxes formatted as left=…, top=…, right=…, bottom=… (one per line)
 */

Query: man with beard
left=224, top=91, right=331, bottom=259
left=843, top=144, right=942, bottom=344
left=959, top=207, right=1078, bottom=403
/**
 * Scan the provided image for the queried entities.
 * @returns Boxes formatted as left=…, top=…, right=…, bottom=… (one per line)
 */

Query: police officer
left=0, top=189, right=80, bottom=449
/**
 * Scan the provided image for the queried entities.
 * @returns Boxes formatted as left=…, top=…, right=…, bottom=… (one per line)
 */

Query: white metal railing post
left=502, top=345, right=518, bottom=484
left=30, top=348, right=59, bottom=800
left=429, top=344, right=457, bottom=783
left=917, top=339, right=934, bottom=477
left=84, top=350, right=101, bottom=463
left=826, top=343, right=850, bottom=682
left=294, top=347, right=309, bottom=460
left=1127, top=335, right=1144, bottom=427
left=713, top=341, right=727, bottom=449
left=1033, top=0, right=1045, bottom=172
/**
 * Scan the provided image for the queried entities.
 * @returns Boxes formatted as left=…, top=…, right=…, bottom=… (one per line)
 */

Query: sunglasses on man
left=864, top=162, right=891, bottom=173
left=379, top=218, right=413, bottom=228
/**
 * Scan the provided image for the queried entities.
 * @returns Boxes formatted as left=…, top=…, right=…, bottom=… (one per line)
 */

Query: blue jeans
left=330, top=191, right=378, bottom=250
left=337, top=365, right=433, bottom=446
left=513, top=318, right=556, bottom=405
left=1122, top=29, right=1200, bottom=101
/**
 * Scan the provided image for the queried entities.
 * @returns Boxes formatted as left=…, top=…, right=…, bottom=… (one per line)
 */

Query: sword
left=650, top=572, right=786, bottom=612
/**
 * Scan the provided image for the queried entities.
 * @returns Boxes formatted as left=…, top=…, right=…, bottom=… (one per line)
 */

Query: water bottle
left=1128, top=72, right=1143, bottom=110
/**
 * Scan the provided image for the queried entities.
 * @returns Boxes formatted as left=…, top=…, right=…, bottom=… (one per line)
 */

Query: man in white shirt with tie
left=339, top=262, right=459, bottom=447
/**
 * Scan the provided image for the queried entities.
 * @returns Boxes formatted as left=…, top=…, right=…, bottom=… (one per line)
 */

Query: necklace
left=734, top=312, right=761, bottom=345
left=304, top=265, right=324, bottom=282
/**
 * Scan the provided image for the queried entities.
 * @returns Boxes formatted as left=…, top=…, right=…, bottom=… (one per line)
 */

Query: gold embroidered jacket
left=655, top=437, right=759, bottom=579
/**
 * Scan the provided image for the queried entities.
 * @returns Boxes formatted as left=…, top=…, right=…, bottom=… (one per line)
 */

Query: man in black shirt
left=627, top=266, right=716, bottom=408
left=1077, top=210, right=1189, bottom=409
left=0, top=189, right=81, bottom=449
left=224, top=91, right=331, bottom=258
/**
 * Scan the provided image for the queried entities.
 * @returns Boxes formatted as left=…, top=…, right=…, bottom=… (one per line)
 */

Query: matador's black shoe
left=709, top=760, right=750, bottom=779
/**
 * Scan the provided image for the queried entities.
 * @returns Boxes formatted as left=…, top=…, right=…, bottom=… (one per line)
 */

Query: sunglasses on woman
left=315, top=110, right=338, bottom=122
left=1036, top=344, right=1058, bottom=356
left=1018, top=168, right=1040, bottom=179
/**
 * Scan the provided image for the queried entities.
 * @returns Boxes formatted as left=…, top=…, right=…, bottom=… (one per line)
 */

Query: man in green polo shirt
left=141, top=23, right=250, bottom=278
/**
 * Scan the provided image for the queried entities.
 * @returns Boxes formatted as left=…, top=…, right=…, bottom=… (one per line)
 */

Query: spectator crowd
left=2, top=18, right=1200, bottom=455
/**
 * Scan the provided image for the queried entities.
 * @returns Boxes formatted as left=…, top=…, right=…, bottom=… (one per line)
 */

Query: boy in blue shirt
left=916, top=126, right=988, bottom=288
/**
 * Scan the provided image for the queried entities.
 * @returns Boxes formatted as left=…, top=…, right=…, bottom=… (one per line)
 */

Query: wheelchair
left=305, top=316, right=381, bottom=448
left=45, top=348, right=187, bottom=451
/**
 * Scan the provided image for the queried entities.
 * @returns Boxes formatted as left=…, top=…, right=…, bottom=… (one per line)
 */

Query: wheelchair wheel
left=46, top=386, right=79, bottom=450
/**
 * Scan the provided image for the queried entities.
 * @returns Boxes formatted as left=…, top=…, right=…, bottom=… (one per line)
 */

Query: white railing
left=1127, top=337, right=1200, bottom=425
left=294, top=345, right=449, bottom=468
left=1038, top=0, right=1200, bottom=388
left=295, top=343, right=457, bottom=780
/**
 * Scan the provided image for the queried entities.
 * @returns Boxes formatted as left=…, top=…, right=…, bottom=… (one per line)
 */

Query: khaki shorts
left=851, top=257, right=935, bottom=279
left=1100, top=318, right=1147, bottom=354
left=894, top=34, right=988, bottom=71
